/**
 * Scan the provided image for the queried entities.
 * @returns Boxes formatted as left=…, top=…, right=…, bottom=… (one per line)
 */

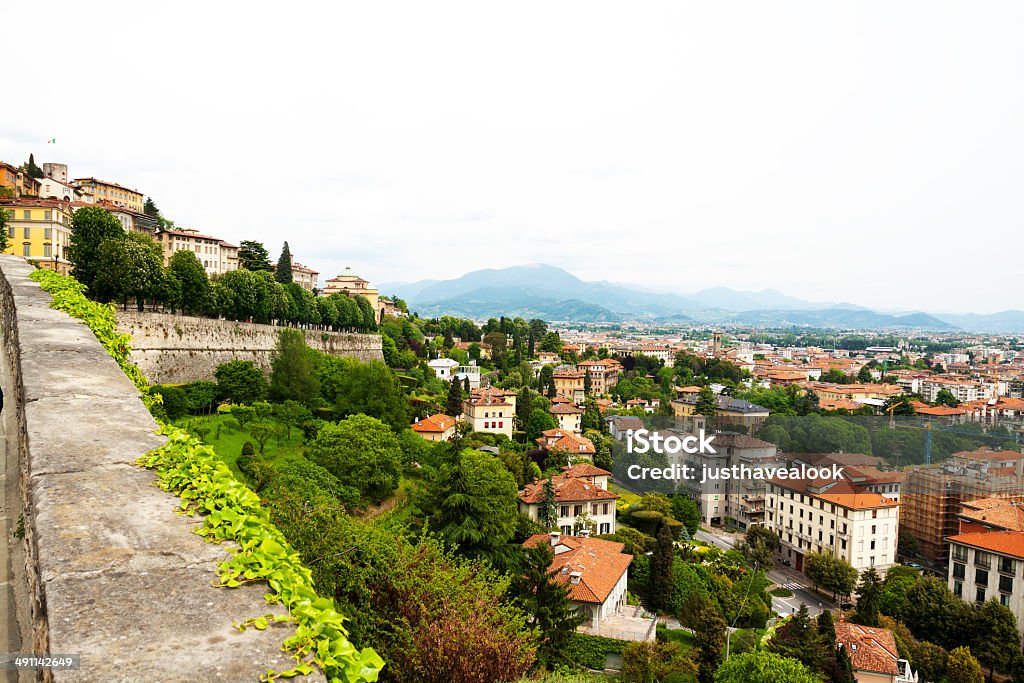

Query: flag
left=46, top=138, right=56, bottom=144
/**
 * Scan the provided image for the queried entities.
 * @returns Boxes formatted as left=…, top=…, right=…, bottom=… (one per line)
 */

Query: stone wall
left=115, top=312, right=383, bottom=384
left=0, top=256, right=323, bottom=682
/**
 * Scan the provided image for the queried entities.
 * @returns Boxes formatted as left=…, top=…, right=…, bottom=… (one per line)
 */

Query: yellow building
left=0, top=163, right=40, bottom=198
left=322, top=267, right=379, bottom=308
left=73, top=177, right=144, bottom=213
left=0, top=198, right=73, bottom=274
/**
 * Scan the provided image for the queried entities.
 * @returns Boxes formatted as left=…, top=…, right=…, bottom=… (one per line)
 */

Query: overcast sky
left=4, top=1, right=1023, bottom=314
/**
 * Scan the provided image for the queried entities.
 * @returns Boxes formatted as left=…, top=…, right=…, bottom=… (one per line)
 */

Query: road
left=695, top=528, right=836, bottom=618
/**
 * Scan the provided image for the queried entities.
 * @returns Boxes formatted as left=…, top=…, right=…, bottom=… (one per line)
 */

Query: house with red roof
left=535, top=428, right=596, bottom=463
left=834, top=622, right=917, bottom=683
left=519, top=465, right=617, bottom=536
left=523, top=531, right=637, bottom=636
left=410, top=413, right=458, bottom=442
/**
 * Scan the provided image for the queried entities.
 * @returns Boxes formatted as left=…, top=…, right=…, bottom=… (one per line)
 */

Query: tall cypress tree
left=649, top=523, right=675, bottom=612
left=513, top=541, right=586, bottom=667
left=445, top=378, right=463, bottom=418
left=539, top=478, right=558, bottom=529
left=275, top=241, right=293, bottom=284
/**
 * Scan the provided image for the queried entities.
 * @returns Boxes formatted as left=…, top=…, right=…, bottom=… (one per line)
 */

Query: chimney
left=569, top=571, right=582, bottom=585
left=549, top=531, right=561, bottom=547
left=579, top=528, right=591, bottom=538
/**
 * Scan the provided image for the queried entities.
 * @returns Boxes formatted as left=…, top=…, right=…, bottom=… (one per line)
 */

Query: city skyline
left=4, top=1, right=1024, bottom=314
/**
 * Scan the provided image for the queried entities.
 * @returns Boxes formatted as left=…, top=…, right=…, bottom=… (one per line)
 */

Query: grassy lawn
left=610, top=483, right=641, bottom=506
left=770, top=587, right=793, bottom=598
left=656, top=624, right=696, bottom=649
left=173, top=413, right=308, bottom=478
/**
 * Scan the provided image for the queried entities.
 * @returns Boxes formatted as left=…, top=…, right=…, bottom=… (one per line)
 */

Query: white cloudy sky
left=4, top=1, right=1023, bottom=313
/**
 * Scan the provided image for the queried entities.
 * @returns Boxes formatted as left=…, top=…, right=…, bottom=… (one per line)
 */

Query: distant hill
left=379, top=263, right=983, bottom=331
left=933, top=310, right=1024, bottom=334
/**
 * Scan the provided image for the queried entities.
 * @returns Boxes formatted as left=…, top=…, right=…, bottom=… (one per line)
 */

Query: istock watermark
left=625, top=461, right=845, bottom=484
left=627, top=428, right=717, bottom=455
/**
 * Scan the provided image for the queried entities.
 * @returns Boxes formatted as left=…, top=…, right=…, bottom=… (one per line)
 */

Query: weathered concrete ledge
left=115, top=311, right=383, bottom=384
left=0, top=256, right=324, bottom=682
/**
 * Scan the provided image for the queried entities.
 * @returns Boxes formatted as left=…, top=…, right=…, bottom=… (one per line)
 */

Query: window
left=1001, top=594, right=1011, bottom=607
left=871, top=525, right=876, bottom=534
left=976, top=587, right=986, bottom=604
left=6, top=227, right=12, bottom=239
left=976, top=551, right=991, bottom=569
left=23, top=210, right=30, bottom=220
left=560, top=525, right=571, bottom=536
left=573, top=505, right=582, bottom=517
left=976, top=569, right=989, bottom=586
left=43, top=244, right=51, bottom=258
left=1000, top=557, right=1015, bottom=575
left=23, top=227, right=30, bottom=238
left=22, top=244, right=30, bottom=257
left=44, top=227, right=51, bottom=239
left=602, top=503, right=609, bottom=515
left=560, top=506, right=569, bottom=517
left=953, top=563, right=966, bottom=579
left=870, top=540, right=876, bottom=550
left=43, top=210, right=51, bottom=220
left=1000, top=575, right=1013, bottom=594
left=954, top=580, right=963, bottom=597
left=953, top=545, right=968, bottom=562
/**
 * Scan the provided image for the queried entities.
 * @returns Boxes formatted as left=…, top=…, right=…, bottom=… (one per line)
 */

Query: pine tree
left=445, top=378, right=463, bottom=418
left=513, top=541, right=586, bottom=667
left=853, top=567, right=883, bottom=626
left=547, top=375, right=557, bottom=399
left=25, top=153, right=43, bottom=179
left=143, top=197, right=160, bottom=218
left=463, top=376, right=470, bottom=393
left=649, top=523, right=675, bottom=612
left=539, top=478, right=558, bottom=529
left=584, top=370, right=593, bottom=396
left=275, top=241, right=293, bottom=284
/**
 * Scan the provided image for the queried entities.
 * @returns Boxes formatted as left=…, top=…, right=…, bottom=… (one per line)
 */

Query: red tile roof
left=535, top=429, right=595, bottom=455
left=519, top=474, right=618, bottom=505
left=562, top=463, right=612, bottom=479
left=947, top=530, right=1024, bottom=559
left=522, top=534, right=632, bottom=604
left=834, top=622, right=901, bottom=676
left=411, top=413, right=457, bottom=434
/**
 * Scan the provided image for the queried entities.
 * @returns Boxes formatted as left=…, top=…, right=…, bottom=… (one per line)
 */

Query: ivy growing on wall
left=29, top=268, right=383, bottom=682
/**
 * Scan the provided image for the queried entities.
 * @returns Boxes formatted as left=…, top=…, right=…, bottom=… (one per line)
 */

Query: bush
left=563, top=632, right=627, bottom=670
left=150, top=385, right=190, bottom=420
left=630, top=510, right=665, bottom=536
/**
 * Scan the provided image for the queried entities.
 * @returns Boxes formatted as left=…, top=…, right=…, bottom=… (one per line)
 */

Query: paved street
left=695, top=527, right=837, bottom=618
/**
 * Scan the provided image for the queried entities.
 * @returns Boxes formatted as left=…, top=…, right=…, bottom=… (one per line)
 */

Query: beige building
left=156, top=229, right=233, bottom=276
left=322, top=267, right=379, bottom=309
left=219, top=241, right=239, bottom=273
left=292, top=260, right=319, bottom=291
left=73, top=177, right=144, bottom=213
left=550, top=401, right=583, bottom=434
left=410, top=413, right=458, bottom=442
left=554, top=369, right=586, bottom=403
left=948, top=531, right=1024, bottom=635
left=462, top=393, right=513, bottom=438
left=766, top=476, right=900, bottom=574
left=577, top=358, right=623, bottom=396
left=519, top=464, right=618, bottom=536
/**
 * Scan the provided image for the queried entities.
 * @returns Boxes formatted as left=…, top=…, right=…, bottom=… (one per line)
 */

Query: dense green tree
left=904, top=576, right=974, bottom=650
left=24, top=153, right=44, bottom=179
left=92, top=232, right=164, bottom=310
left=972, top=599, right=1020, bottom=681
left=274, top=241, right=293, bottom=283
left=214, top=359, right=268, bottom=405
left=737, top=526, right=779, bottom=569
left=307, top=414, right=402, bottom=500
left=947, top=646, right=984, bottom=683
left=693, top=598, right=727, bottom=683
left=331, top=360, right=409, bottom=431
left=769, top=604, right=825, bottom=674
left=512, top=541, right=585, bottom=667
left=538, top=477, right=558, bottom=529
left=649, top=523, right=675, bottom=612
left=273, top=399, right=311, bottom=440
left=526, top=407, right=557, bottom=442
left=714, top=650, right=820, bottom=683
left=269, top=329, right=320, bottom=405
left=417, top=448, right=520, bottom=565
left=445, top=377, right=464, bottom=417
left=168, top=249, right=210, bottom=313
left=516, top=386, right=534, bottom=430
left=538, top=331, right=562, bottom=353
left=696, top=387, right=718, bottom=416
left=852, top=567, right=883, bottom=626
left=183, top=381, right=217, bottom=414
left=143, top=197, right=160, bottom=217
left=621, top=640, right=694, bottom=683
left=803, top=552, right=858, bottom=600
left=671, top=495, right=701, bottom=537
left=66, top=206, right=125, bottom=291
left=935, top=388, right=961, bottom=407
left=149, top=385, right=189, bottom=420
left=237, top=239, right=273, bottom=271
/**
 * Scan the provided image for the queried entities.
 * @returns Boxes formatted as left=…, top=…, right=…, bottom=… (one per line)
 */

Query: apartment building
left=518, top=464, right=618, bottom=535
left=921, top=378, right=993, bottom=404
left=947, top=532, right=1024, bottom=634
left=0, top=198, right=73, bottom=274
left=549, top=401, right=584, bottom=434
left=577, top=358, right=622, bottom=396
left=765, top=476, right=900, bottom=574
left=553, top=369, right=586, bottom=403
left=671, top=395, right=770, bottom=431
left=902, top=447, right=1024, bottom=563
left=462, top=392, right=513, bottom=438
left=156, top=229, right=237, bottom=276
left=73, top=177, right=144, bottom=213
left=292, top=260, right=319, bottom=292
left=535, top=429, right=596, bottom=463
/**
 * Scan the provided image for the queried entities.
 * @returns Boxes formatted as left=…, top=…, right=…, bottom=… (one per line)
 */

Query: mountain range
left=379, top=264, right=1024, bottom=333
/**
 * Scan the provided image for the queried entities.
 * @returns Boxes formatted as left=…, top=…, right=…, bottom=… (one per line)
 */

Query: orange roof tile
left=411, top=413, right=457, bottom=433
left=523, top=534, right=632, bottom=604
left=947, top=531, right=1024, bottom=559
left=519, top=474, right=617, bottom=505
left=834, top=623, right=901, bottom=676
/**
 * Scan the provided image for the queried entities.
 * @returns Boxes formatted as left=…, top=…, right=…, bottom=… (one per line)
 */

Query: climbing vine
left=29, top=268, right=383, bottom=682
left=139, top=427, right=383, bottom=681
